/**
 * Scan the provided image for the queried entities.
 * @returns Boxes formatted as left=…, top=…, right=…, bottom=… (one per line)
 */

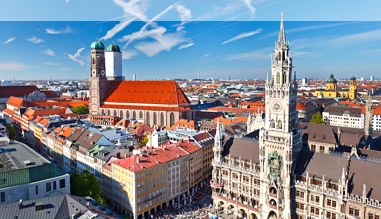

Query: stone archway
left=217, top=201, right=225, bottom=214
left=250, top=213, right=258, bottom=219
left=238, top=209, right=247, bottom=219
left=227, top=205, right=235, bottom=216
left=268, top=211, right=277, bottom=219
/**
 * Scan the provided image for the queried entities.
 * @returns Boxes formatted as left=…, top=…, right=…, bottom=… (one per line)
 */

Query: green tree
left=6, top=124, right=16, bottom=139
left=310, top=112, right=324, bottom=124
left=72, top=105, right=89, bottom=115
left=71, top=169, right=104, bottom=205
left=138, top=135, right=149, bottom=147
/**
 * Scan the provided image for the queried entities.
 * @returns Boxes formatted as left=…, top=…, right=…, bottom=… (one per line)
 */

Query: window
left=296, top=190, right=304, bottom=199
left=170, top=112, right=175, bottom=127
left=1, top=192, right=5, bottom=202
left=320, top=146, right=325, bottom=152
left=153, top=112, right=157, bottom=125
left=35, top=185, right=38, bottom=195
left=139, top=111, right=143, bottom=119
left=160, top=112, right=164, bottom=126
left=59, top=179, right=66, bottom=188
left=120, top=110, right=124, bottom=118
left=146, top=112, right=150, bottom=125
left=311, top=145, right=316, bottom=151
left=46, top=182, right=52, bottom=192
left=53, top=181, right=57, bottom=190
left=133, top=111, right=136, bottom=119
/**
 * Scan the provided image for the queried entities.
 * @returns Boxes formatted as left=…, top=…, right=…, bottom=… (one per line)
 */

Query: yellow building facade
left=314, top=74, right=357, bottom=100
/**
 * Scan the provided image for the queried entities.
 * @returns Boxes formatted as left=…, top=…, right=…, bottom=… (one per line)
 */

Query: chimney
left=18, top=199, right=23, bottom=209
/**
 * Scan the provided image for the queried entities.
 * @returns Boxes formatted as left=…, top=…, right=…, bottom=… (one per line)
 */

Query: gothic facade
left=211, top=14, right=381, bottom=219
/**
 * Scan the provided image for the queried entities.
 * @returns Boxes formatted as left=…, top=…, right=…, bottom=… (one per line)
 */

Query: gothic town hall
left=211, top=15, right=381, bottom=219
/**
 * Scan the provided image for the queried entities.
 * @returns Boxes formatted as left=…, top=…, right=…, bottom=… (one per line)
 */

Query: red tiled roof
left=2, top=108, right=14, bottom=115
left=0, top=86, right=39, bottom=98
left=103, top=80, right=191, bottom=105
left=296, top=102, right=306, bottom=111
left=23, top=108, right=70, bottom=120
left=100, top=104, right=191, bottom=111
left=373, top=106, right=381, bottom=115
left=27, top=100, right=89, bottom=108
left=7, top=96, right=24, bottom=107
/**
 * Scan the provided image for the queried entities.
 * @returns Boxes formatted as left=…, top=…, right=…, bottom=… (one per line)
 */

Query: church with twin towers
left=211, top=14, right=381, bottom=219
left=89, top=41, right=193, bottom=127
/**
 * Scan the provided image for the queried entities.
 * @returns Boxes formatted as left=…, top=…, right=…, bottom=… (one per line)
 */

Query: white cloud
left=67, top=47, right=85, bottom=66
left=112, top=0, right=149, bottom=21
left=100, top=19, right=135, bottom=41
left=42, top=49, right=55, bottom=56
left=201, top=53, right=210, bottom=58
left=176, top=4, right=192, bottom=31
left=44, top=62, right=60, bottom=66
left=224, top=48, right=272, bottom=61
left=243, top=0, right=256, bottom=14
left=196, top=2, right=242, bottom=21
left=60, top=67, right=71, bottom=71
left=222, top=28, right=262, bottom=45
left=328, top=29, right=381, bottom=47
left=45, top=26, right=72, bottom=34
left=135, top=32, right=187, bottom=57
left=122, top=50, right=138, bottom=60
left=178, top=42, right=194, bottom=50
left=2, top=37, right=16, bottom=45
left=0, top=62, right=33, bottom=71
left=65, top=0, right=70, bottom=3
left=28, top=36, right=44, bottom=44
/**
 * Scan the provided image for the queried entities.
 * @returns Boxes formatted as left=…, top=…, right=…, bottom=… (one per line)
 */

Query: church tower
left=349, top=76, right=357, bottom=100
left=105, top=43, right=124, bottom=81
left=89, top=40, right=108, bottom=115
left=213, top=120, right=224, bottom=164
left=259, top=13, right=302, bottom=219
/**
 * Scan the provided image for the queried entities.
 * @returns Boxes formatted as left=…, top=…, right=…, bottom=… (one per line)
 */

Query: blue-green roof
left=327, top=74, right=337, bottom=83
left=0, top=163, right=66, bottom=189
left=90, top=40, right=105, bottom=50
left=106, top=43, right=121, bottom=52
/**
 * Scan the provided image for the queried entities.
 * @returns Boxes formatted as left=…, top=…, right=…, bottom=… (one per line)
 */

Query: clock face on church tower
left=272, top=102, right=282, bottom=112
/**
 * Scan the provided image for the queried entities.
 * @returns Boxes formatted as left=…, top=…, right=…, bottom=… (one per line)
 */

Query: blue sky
left=0, top=0, right=381, bottom=80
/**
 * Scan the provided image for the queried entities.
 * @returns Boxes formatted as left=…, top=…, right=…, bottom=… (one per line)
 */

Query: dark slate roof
left=348, top=157, right=381, bottom=200
left=295, top=150, right=348, bottom=180
left=192, top=132, right=214, bottom=147
left=222, top=137, right=259, bottom=163
left=325, top=106, right=362, bottom=117
left=299, top=122, right=337, bottom=145
left=0, top=194, right=88, bottom=219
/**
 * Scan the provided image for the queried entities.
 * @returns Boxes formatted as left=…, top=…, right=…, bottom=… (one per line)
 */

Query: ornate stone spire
left=277, top=12, right=287, bottom=47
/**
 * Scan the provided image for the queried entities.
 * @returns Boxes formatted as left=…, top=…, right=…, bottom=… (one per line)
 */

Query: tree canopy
left=310, top=112, right=324, bottom=124
left=6, top=124, right=16, bottom=139
left=72, top=105, right=89, bottom=115
left=71, top=169, right=104, bottom=205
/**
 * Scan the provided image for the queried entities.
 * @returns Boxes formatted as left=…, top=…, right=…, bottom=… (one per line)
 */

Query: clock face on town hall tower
left=271, top=102, right=282, bottom=112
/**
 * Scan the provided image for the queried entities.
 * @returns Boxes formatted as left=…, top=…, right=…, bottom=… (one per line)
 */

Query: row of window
left=102, top=109, right=177, bottom=126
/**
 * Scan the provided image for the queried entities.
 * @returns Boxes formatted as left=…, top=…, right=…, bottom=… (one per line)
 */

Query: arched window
left=126, top=111, right=130, bottom=119
left=107, top=109, right=110, bottom=116
left=92, top=57, right=95, bottom=65
left=120, top=110, right=123, bottom=119
left=101, top=109, right=104, bottom=115
left=114, top=110, right=117, bottom=117
left=270, top=119, right=275, bottom=128
left=132, top=111, right=136, bottom=119
left=170, top=112, right=175, bottom=127
left=139, top=111, right=143, bottom=119
left=146, top=112, right=150, bottom=125
left=283, top=73, right=286, bottom=84
left=276, top=73, right=280, bottom=84
left=160, top=112, right=164, bottom=127
left=153, top=112, right=157, bottom=125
